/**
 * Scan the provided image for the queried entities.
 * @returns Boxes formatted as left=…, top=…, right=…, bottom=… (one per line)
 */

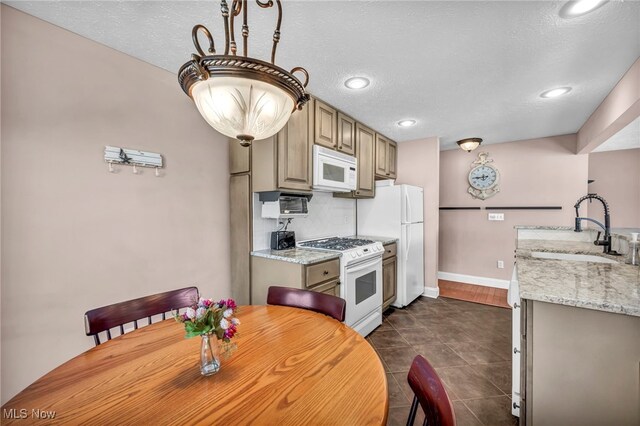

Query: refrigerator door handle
left=405, top=225, right=411, bottom=261
left=405, top=191, right=411, bottom=224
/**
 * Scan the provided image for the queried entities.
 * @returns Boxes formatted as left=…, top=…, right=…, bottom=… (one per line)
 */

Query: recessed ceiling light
left=559, top=0, right=608, bottom=18
left=397, top=120, right=417, bottom=127
left=344, top=77, right=370, bottom=90
left=540, top=87, right=572, bottom=98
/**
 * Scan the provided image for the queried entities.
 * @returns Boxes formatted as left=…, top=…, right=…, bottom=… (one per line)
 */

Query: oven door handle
left=346, top=257, right=381, bottom=273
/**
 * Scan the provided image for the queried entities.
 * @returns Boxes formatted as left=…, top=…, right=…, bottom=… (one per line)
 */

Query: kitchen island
left=512, top=226, right=640, bottom=426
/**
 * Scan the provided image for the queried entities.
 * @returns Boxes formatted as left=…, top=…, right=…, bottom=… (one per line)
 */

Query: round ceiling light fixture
left=559, top=0, right=608, bottom=18
left=178, top=1, right=310, bottom=147
left=540, top=87, right=572, bottom=98
left=397, top=119, right=417, bottom=127
left=457, top=138, right=483, bottom=153
left=344, top=77, right=370, bottom=90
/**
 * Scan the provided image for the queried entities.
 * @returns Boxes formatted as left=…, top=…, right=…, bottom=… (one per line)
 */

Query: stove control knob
left=357, top=250, right=363, bottom=257
left=351, top=253, right=356, bottom=258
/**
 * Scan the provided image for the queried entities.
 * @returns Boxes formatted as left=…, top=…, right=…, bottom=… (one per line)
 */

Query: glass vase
left=200, top=333, right=221, bottom=376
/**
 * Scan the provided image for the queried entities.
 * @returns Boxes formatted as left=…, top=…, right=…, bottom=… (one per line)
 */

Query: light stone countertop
left=515, top=230, right=640, bottom=317
left=251, top=248, right=340, bottom=265
left=347, top=235, right=399, bottom=245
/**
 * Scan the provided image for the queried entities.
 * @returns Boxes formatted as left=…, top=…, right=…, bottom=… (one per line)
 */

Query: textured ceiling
left=593, top=116, right=640, bottom=152
left=5, top=0, right=640, bottom=150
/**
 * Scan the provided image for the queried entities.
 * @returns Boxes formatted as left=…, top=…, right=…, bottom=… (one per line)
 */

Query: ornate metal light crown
left=178, top=0, right=310, bottom=146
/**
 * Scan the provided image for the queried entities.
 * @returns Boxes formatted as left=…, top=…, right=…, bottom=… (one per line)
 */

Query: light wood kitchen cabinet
left=516, top=299, right=640, bottom=425
left=251, top=257, right=341, bottom=305
left=355, top=123, right=376, bottom=197
left=251, top=102, right=313, bottom=193
left=314, top=98, right=337, bottom=149
left=382, top=243, right=397, bottom=310
left=336, top=112, right=356, bottom=155
left=375, top=134, right=398, bottom=180
left=229, top=139, right=252, bottom=305
left=334, top=122, right=375, bottom=199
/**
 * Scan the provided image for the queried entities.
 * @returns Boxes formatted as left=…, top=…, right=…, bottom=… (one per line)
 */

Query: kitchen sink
left=530, top=251, right=617, bottom=264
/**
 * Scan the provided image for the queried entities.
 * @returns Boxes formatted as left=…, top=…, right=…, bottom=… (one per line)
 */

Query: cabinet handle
left=323, top=270, right=329, bottom=275
left=356, top=191, right=360, bottom=195
left=513, top=347, right=520, bottom=354
left=513, top=303, right=520, bottom=309
left=386, top=250, right=391, bottom=253
left=386, top=172, right=390, bottom=176
left=513, top=402, right=520, bottom=409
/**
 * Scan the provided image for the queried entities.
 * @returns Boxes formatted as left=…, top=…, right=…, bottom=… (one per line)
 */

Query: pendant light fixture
left=457, top=138, right=483, bottom=152
left=178, top=0, right=310, bottom=147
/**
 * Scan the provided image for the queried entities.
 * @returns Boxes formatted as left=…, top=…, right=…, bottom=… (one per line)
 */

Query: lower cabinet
left=518, top=299, right=640, bottom=425
left=382, top=243, right=397, bottom=310
left=251, top=256, right=341, bottom=305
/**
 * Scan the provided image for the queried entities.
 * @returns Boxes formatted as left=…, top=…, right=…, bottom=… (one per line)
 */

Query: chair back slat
left=84, top=287, right=199, bottom=345
left=266, top=286, right=346, bottom=322
left=407, top=355, right=456, bottom=426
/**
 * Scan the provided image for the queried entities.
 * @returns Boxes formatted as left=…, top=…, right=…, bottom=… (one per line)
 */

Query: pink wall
left=439, top=135, right=588, bottom=281
left=1, top=6, right=230, bottom=403
left=396, top=137, right=440, bottom=292
left=578, top=57, right=640, bottom=154
left=588, top=149, right=640, bottom=228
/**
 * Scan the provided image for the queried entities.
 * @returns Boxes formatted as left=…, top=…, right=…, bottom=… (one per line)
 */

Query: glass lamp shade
left=457, top=138, right=482, bottom=152
left=191, top=76, right=295, bottom=143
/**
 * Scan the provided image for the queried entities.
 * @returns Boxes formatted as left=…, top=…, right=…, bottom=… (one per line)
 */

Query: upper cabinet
left=246, top=94, right=397, bottom=197
left=251, top=102, right=313, bottom=193
left=355, top=123, right=376, bottom=198
left=336, top=112, right=356, bottom=155
left=375, top=134, right=398, bottom=180
left=314, top=99, right=337, bottom=149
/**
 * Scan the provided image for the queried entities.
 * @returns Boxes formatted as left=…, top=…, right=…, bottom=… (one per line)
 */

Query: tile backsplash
left=252, top=191, right=356, bottom=250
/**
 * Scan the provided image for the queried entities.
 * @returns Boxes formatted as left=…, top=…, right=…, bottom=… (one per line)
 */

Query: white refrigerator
left=357, top=184, right=425, bottom=308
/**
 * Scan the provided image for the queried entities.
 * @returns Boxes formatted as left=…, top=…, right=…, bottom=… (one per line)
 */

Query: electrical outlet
left=344, top=215, right=349, bottom=224
left=497, top=260, right=504, bottom=269
left=488, top=213, right=505, bottom=221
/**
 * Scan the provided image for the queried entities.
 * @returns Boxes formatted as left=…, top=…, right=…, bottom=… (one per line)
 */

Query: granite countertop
left=251, top=248, right=340, bottom=265
left=348, top=235, right=399, bottom=245
left=515, top=232, right=640, bottom=317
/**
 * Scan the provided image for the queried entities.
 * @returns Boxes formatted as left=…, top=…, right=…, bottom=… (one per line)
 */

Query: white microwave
left=312, top=145, right=357, bottom=192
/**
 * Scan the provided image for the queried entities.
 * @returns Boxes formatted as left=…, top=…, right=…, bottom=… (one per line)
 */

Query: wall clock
left=468, top=152, right=500, bottom=200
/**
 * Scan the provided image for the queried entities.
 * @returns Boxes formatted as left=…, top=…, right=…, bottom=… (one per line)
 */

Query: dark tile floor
left=367, top=296, right=519, bottom=426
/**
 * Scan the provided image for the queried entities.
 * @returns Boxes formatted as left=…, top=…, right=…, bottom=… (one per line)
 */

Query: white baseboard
left=437, top=271, right=510, bottom=289
left=422, top=286, right=440, bottom=299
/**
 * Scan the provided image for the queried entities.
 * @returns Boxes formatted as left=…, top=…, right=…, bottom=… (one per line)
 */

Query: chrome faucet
left=574, top=194, right=619, bottom=254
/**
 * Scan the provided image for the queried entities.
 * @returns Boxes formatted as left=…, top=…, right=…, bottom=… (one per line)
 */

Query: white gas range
left=297, top=237, right=383, bottom=336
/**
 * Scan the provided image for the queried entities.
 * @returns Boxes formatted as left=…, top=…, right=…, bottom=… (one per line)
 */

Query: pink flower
left=226, top=299, right=237, bottom=310
left=186, top=307, right=196, bottom=319
left=220, top=318, right=230, bottom=330
left=196, top=307, right=206, bottom=319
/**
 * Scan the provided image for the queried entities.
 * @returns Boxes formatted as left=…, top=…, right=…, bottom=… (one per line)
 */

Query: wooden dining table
left=2, top=305, right=388, bottom=425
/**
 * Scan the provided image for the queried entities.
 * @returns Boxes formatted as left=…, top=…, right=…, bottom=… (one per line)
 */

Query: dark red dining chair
left=406, top=355, right=456, bottom=426
left=266, top=286, right=346, bottom=322
left=84, top=286, right=199, bottom=346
